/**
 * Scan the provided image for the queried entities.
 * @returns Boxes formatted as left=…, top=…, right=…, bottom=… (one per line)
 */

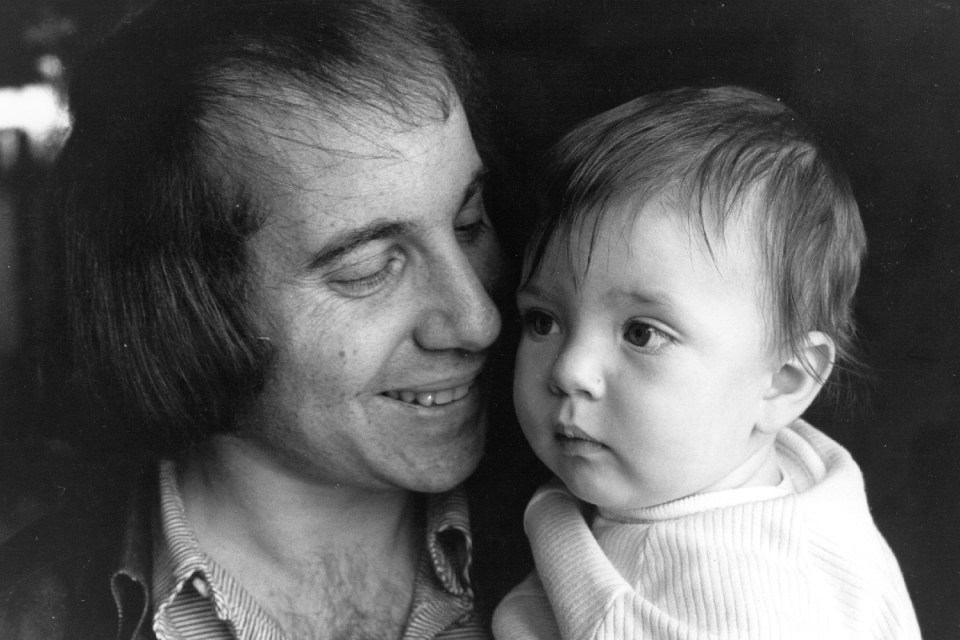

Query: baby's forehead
left=568, top=188, right=765, bottom=261
left=528, top=197, right=762, bottom=294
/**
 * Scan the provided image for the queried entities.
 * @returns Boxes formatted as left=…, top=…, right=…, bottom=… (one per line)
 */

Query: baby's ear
left=756, top=331, right=835, bottom=434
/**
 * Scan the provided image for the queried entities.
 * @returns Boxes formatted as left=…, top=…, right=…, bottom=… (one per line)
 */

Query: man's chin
left=405, top=435, right=486, bottom=493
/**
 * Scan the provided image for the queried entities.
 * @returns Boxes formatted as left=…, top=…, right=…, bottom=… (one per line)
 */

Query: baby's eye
left=521, top=309, right=559, bottom=337
left=623, top=320, right=671, bottom=350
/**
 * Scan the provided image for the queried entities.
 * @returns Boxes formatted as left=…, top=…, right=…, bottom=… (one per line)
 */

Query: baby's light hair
left=525, top=86, right=866, bottom=381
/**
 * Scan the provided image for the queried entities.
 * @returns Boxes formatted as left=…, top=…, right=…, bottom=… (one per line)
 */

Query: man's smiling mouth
left=383, top=383, right=472, bottom=407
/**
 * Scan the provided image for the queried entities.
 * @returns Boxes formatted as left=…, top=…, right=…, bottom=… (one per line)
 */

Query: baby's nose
left=548, top=334, right=606, bottom=399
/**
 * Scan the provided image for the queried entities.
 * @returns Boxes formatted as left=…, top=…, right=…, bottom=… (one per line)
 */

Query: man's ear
left=756, top=331, right=835, bottom=434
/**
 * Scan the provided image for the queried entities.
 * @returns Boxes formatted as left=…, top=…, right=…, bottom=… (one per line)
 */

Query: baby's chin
left=554, top=472, right=668, bottom=516
left=593, top=493, right=682, bottom=519
left=560, top=471, right=722, bottom=519
left=561, top=445, right=784, bottom=516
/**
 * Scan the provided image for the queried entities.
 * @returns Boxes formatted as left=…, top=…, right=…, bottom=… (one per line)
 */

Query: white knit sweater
left=493, top=421, right=921, bottom=640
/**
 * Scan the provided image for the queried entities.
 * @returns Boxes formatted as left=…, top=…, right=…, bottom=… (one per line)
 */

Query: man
left=0, top=1, right=509, bottom=638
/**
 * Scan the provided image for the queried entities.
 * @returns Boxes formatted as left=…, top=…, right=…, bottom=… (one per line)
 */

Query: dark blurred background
left=0, top=0, right=957, bottom=637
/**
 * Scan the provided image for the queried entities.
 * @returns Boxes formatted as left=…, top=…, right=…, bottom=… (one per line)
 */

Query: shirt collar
left=109, top=461, right=479, bottom=640
left=399, top=489, right=479, bottom=640
left=153, top=459, right=283, bottom=640
left=153, top=459, right=207, bottom=608
left=424, top=488, right=474, bottom=597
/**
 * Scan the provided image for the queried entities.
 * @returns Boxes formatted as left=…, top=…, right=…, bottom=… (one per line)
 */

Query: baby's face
left=514, top=199, right=781, bottom=514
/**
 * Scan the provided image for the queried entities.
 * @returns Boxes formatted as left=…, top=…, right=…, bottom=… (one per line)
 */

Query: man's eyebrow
left=306, top=168, right=487, bottom=271
left=306, top=220, right=410, bottom=270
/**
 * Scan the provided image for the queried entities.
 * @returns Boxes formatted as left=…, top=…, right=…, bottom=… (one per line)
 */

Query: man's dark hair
left=57, top=0, right=480, bottom=458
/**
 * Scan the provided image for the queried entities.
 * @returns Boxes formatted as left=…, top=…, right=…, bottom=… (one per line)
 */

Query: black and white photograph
left=0, top=1, right=957, bottom=638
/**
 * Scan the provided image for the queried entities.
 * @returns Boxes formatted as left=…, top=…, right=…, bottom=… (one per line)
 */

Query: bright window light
left=0, top=83, right=70, bottom=159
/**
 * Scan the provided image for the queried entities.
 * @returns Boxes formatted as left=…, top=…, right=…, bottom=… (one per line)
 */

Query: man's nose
left=548, top=332, right=606, bottom=399
left=414, top=251, right=502, bottom=353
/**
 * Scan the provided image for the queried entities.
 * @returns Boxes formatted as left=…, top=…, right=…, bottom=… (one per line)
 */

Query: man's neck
left=177, top=436, right=421, bottom=639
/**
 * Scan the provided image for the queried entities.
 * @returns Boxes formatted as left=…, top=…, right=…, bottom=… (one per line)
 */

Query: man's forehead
left=213, top=80, right=453, bottom=150
left=231, top=99, right=481, bottom=260
left=210, top=90, right=464, bottom=194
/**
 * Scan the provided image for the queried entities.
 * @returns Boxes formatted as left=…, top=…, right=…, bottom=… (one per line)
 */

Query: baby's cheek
left=513, top=342, right=542, bottom=394
left=514, top=384, right=546, bottom=437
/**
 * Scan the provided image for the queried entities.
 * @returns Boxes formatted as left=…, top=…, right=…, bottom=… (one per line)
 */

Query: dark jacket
left=0, top=473, right=155, bottom=640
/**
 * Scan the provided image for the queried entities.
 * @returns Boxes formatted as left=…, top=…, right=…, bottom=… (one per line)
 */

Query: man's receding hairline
left=210, top=54, right=459, bottom=124
left=197, top=73, right=465, bottom=219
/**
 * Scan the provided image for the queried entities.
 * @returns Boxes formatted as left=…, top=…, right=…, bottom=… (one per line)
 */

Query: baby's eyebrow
left=516, top=281, right=550, bottom=300
left=607, top=289, right=678, bottom=311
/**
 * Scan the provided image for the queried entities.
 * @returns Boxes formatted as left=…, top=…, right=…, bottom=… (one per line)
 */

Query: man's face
left=237, top=103, right=503, bottom=493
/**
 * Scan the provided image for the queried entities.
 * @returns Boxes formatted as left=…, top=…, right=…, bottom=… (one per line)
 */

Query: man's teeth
left=385, top=383, right=471, bottom=407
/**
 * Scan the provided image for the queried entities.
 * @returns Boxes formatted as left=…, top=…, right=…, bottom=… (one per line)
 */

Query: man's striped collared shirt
left=109, top=461, right=489, bottom=640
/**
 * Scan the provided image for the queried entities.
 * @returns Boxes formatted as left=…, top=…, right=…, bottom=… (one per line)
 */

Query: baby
left=493, top=86, right=920, bottom=639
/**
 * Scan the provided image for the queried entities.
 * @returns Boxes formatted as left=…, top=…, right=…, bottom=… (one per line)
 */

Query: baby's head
left=515, top=86, right=866, bottom=514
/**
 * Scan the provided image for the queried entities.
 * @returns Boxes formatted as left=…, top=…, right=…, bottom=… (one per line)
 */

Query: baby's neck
left=598, top=442, right=785, bottom=523
left=701, top=441, right=782, bottom=494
